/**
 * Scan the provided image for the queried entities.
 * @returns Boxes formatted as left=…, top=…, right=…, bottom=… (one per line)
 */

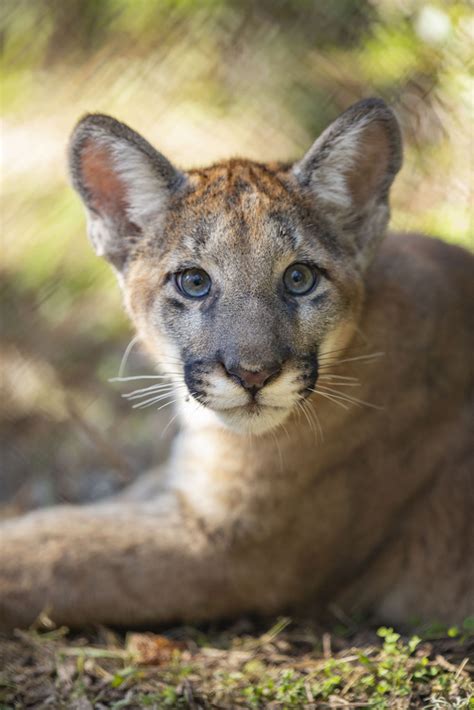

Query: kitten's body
left=1, top=100, right=472, bottom=629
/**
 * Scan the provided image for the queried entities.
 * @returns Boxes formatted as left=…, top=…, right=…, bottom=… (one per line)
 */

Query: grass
left=1, top=618, right=472, bottom=708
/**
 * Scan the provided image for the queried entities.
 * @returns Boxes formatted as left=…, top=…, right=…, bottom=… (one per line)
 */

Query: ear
left=292, top=98, right=402, bottom=259
left=68, top=114, right=185, bottom=270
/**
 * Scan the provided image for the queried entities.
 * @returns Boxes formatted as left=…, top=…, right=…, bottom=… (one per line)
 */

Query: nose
left=225, top=363, right=282, bottom=394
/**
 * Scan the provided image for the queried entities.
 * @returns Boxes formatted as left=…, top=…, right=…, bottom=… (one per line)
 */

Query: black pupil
left=190, top=273, right=203, bottom=287
left=182, top=269, right=209, bottom=296
left=284, top=263, right=316, bottom=295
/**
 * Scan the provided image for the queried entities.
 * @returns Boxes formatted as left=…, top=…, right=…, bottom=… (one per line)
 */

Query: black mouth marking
left=296, top=353, right=319, bottom=398
left=183, top=354, right=319, bottom=408
left=183, top=359, right=211, bottom=402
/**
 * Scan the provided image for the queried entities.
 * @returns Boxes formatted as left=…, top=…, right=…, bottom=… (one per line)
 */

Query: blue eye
left=283, top=263, right=318, bottom=296
left=176, top=268, right=211, bottom=298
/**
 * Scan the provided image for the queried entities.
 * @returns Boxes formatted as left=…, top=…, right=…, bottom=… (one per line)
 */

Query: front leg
left=0, top=494, right=269, bottom=630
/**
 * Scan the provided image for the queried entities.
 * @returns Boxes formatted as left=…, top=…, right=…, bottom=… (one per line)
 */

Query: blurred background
left=1, top=0, right=472, bottom=513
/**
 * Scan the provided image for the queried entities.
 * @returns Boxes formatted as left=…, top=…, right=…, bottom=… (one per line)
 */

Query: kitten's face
left=69, top=100, right=401, bottom=434
left=125, top=161, right=361, bottom=434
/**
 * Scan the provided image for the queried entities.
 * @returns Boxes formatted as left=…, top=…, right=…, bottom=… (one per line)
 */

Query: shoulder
left=370, top=232, right=473, bottom=301
left=362, top=232, right=473, bottom=354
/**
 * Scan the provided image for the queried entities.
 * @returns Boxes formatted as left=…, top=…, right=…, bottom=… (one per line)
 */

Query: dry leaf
left=126, top=633, right=184, bottom=665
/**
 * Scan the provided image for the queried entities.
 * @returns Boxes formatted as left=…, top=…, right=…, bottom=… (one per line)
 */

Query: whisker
left=319, top=352, right=384, bottom=368
left=312, top=407, right=324, bottom=443
left=317, top=346, right=353, bottom=360
left=295, top=402, right=303, bottom=423
left=270, top=428, right=284, bottom=472
left=157, top=399, right=179, bottom=411
left=124, top=389, right=176, bottom=401
left=161, top=411, right=180, bottom=438
left=312, top=385, right=382, bottom=410
left=318, top=373, right=360, bottom=382
left=123, top=382, right=186, bottom=400
left=277, top=420, right=291, bottom=441
left=303, top=399, right=324, bottom=442
left=118, top=335, right=141, bottom=378
left=123, top=382, right=175, bottom=396
left=132, top=391, right=179, bottom=409
left=314, top=385, right=364, bottom=405
left=296, top=399, right=317, bottom=437
left=191, top=393, right=208, bottom=408
left=109, top=375, right=178, bottom=382
left=160, top=388, right=201, bottom=435
left=309, top=388, right=350, bottom=410
left=318, top=380, right=361, bottom=388
left=296, top=400, right=316, bottom=433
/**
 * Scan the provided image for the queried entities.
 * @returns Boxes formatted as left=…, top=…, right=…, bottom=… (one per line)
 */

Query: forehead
left=169, top=159, right=300, bottom=260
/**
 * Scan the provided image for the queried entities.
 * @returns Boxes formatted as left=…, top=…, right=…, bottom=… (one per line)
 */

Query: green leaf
left=408, top=635, right=422, bottom=653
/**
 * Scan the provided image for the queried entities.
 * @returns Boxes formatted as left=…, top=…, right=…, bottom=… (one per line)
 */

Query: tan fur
left=1, top=101, right=472, bottom=630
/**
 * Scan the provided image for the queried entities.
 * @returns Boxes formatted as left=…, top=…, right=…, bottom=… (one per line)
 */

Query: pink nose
left=226, top=364, right=282, bottom=392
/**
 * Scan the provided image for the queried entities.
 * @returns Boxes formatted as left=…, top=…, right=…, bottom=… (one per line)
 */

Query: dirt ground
left=1, top=617, right=473, bottom=709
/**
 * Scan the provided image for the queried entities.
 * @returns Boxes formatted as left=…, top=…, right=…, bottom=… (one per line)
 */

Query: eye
left=283, top=263, right=318, bottom=296
left=176, top=268, right=212, bottom=298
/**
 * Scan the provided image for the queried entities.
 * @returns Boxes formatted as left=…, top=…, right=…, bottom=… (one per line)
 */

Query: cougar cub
left=1, top=98, right=472, bottom=630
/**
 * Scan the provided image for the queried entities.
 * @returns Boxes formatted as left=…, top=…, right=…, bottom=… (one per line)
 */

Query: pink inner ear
left=81, top=140, right=128, bottom=218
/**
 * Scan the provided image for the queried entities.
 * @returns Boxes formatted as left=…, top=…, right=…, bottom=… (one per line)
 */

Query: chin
left=214, top=404, right=292, bottom=435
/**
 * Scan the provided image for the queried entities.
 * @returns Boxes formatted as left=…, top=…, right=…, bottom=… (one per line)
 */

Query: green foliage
left=2, top=622, right=473, bottom=708
left=226, top=625, right=473, bottom=708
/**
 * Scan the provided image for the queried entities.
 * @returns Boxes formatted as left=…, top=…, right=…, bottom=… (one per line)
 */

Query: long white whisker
left=123, top=382, right=174, bottom=395
left=277, top=420, right=291, bottom=441
left=299, top=399, right=315, bottom=434
left=118, top=335, right=141, bottom=378
left=125, top=388, right=175, bottom=401
left=126, top=388, right=188, bottom=403
left=161, top=411, right=180, bottom=438
left=319, top=352, right=384, bottom=368
left=313, top=407, right=324, bottom=443
left=316, top=384, right=381, bottom=408
left=312, top=385, right=382, bottom=410
left=270, top=428, right=284, bottom=472
left=157, top=399, right=179, bottom=411
left=303, top=399, right=324, bottom=442
left=318, top=374, right=360, bottom=382
left=132, top=391, right=178, bottom=409
left=295, top=402, right=302, bottom=422
left=317, top=346, right=353, bottom=360
left=296, top=399, right=316, bottom=438
left=123, top=382, right=186, bottom=399
left=309, top=388, right=349, bottom=410
left=315, top=385, right=363, bottom=406
left=109, top=375, right=178, bottom=382
left=318, top=378, right=360, bottom=388
left=161, top=389, right=200, bottom=438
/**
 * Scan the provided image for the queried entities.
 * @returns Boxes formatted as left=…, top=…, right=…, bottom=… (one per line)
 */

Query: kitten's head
left=69, top=99, right=402, bottom=435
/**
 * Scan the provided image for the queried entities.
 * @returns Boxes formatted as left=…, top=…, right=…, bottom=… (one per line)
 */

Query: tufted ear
left=293, top=98, right=402, bottom=261
left=68, top=114, right=185, bottom=270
